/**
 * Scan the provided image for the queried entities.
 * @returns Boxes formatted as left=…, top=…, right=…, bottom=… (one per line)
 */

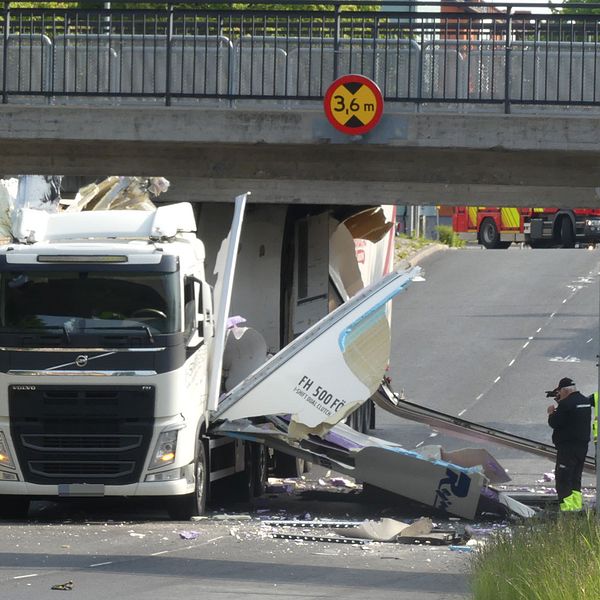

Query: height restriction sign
left=324, top=74, right=384, bottom=135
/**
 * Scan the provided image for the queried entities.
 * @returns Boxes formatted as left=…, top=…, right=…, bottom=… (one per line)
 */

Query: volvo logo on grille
left=75, top=355, right=89, bottom=368
left=12, top=385, right=36, bottom=390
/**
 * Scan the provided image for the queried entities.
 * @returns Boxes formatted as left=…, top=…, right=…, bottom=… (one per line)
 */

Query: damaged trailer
left=0, top=176, right=532, bottom=520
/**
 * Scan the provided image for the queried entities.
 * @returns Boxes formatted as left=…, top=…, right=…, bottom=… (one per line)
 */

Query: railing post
left=2, top=1, right=10, bottom=104
left=333, top=3, right=341, bottom=81
left=166, top=2, right=174, bottom=106
left=504, top=5, right=512, bottom=114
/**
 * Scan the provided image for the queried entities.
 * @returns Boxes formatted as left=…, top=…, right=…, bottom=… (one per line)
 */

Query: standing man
left=547, top=377, right=592, bottom=512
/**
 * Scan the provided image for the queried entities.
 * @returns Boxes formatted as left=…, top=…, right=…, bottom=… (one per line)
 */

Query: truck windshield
left=0, top=270, right=181, bottom=335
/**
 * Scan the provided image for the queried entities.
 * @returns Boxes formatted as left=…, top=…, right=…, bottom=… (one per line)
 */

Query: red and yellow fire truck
left=452, top=206, right=600, bottom=249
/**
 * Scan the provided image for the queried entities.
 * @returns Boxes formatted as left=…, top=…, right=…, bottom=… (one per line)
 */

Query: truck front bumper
left=0, top=463, right=196, bottom=497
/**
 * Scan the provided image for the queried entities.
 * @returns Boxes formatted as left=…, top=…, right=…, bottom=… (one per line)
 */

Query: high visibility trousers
left=560, top=490, right=583, bottom=512
left=555, top=443, right=588, bottom=511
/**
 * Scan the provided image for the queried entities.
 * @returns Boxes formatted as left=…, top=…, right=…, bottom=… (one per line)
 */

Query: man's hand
left=547, top=405, right=556, bottom=415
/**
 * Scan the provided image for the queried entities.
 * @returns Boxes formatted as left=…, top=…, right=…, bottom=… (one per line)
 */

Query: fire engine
left=452, top=206, right=600, bottom=249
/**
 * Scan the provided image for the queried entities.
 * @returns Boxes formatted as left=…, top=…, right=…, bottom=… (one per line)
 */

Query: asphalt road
left=381, top=244, right=600, bottom=489
left=3, top=245, right=600, bottom=599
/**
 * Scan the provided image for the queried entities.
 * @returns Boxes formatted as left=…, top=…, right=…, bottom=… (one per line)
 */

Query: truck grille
left=9, top=385, right=154, bottom=485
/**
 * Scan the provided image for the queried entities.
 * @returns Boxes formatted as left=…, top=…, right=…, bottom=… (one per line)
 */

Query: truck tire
left=229, top=442, right=267, bottom=502
left=560, top=217, right=575, bottom=248
left=251, top=443, right=267, bottom=498
left=167, top=438, right=208, bottom=520
left=479, top=218, right=503, bottom=249
left=1, top=496, right=30, bottom=520
left=272, top=450, right=304, bottom=478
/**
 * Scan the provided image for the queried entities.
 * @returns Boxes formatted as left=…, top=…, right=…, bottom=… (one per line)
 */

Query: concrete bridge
left=3, top=1, right=600, bottom=207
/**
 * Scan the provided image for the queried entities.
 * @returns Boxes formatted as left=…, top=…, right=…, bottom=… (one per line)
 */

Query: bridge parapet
left=2, top=1, right=600, bottom=111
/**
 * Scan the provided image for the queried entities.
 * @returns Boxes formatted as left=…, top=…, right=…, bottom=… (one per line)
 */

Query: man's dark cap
left=552, top=377, right=575, bottom=394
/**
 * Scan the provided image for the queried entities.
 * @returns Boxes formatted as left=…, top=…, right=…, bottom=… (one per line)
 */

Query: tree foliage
left=560, top=0, right=600, bottom=15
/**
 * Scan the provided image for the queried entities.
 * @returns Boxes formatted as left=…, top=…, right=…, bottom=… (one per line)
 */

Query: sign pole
left=592, top=273, right=600, bottom=519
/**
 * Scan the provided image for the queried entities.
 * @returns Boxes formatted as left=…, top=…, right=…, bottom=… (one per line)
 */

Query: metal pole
left=2, top=1, right=10, bottom=105
left=592, top=278, right=600, bottom=519
left=504, top=6, right=512, bottom=115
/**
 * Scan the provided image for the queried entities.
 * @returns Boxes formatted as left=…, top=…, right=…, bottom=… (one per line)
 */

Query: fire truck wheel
left=167, top=438, right=208, bottom=520
left=560, top=218, right=575, bottom=248
left=479, top=218, right=502, bottom=249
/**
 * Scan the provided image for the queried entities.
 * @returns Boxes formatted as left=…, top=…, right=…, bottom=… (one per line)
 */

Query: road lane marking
left=587, top=338, right=593, bottom=343
left=13, top=574, right=38, bottom=580
left=494, top=376, right=501, bottom=383
left=508, top=359, right=515, bottom=366
left=537, top=328, right=542, bottom=333
left=458, top=409, right=466, bottom=416
left=550, top=312, right=556, bottom=318
left=476, top=393, right=483, bottom=400
left=90, top=562, right=113, bottom=567
left=562, top=299, right=567, bottom=304
left=522, top=341, right=529, bottom=349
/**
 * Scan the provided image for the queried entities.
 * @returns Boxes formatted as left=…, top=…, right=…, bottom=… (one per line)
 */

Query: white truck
left=0, top=182, right=536, bottom=521
left=0, top=188, right=408, bottom=519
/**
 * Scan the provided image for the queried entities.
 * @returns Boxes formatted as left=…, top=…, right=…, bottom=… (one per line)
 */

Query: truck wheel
left=229, top=442, right=266, bottom=502
left=272, top=450, right=304, bottom=478
left=1, top=496, right=30, bottom=520
left=167, top=438, right=208, bottom=520
left=251, top=443, right=267, bottom=498
left=560, top=218, right=575, bottom=248
left=479, top=218, right=502, bottom=249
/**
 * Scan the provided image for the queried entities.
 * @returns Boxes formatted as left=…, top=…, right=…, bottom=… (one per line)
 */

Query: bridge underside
left=3, top=105, right=600, bottom=207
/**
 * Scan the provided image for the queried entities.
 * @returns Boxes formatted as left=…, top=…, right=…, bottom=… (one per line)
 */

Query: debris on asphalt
left=333, top=517, right=432, bottom=542
left=213, top=514, right=252, bottom=521
left=51, top=581, right=73, bottom=591
left=449, top=545, right=474, bottom=553
left=179, top=530, right=200, bottom=540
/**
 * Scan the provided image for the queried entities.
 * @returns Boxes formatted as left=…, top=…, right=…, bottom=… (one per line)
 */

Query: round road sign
left=324, top=74, right=384, bottom=135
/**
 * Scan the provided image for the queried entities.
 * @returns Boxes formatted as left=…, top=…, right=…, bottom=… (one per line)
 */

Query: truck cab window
left=0, top=270, right=181, bottom=335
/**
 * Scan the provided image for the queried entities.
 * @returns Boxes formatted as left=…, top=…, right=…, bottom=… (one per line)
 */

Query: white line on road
left=528, top=336, right=533, bottom=340
left=523, top=341, right=530, bottom=349
left=562, top=299, right=567, bottom=304
left=476, top=393, right=483, bottom=400
left=415, top=441, right=424, bottom=448
left=90, top=562, right=113, bottom=567
left=537, top=328, right=542, bottom=333
left=13, top=574, right=38, bottom=580
left=494, top=376, right=501, bottom=383
left=458, top=409, right=466, bottom=416
left=587, top=338, right=593, bottom=344
left=550, top=312, right=556, bottom=318
left=509, top=359, right=515, bottom=366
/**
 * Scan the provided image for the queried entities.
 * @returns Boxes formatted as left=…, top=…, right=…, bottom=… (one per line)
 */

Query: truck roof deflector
left=213, top=267, right=421, bottom=436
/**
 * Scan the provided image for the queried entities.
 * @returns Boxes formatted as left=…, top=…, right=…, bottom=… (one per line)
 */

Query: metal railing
left=3, top=1, right=600, bottom=111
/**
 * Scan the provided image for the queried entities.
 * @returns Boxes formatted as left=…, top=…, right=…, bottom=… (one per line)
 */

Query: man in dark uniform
left=547, top=377, right=592, bottom=512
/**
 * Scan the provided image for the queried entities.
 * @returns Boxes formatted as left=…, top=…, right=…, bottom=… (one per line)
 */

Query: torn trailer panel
left=213, top=268, right=420, bottom=436
left=215, top=417, right=535, bottom=520
left=372, top=383, right=596, bottom=473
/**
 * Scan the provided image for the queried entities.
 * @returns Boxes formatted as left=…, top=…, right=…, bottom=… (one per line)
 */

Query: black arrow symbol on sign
left=343, top=82, right=363, bottom=94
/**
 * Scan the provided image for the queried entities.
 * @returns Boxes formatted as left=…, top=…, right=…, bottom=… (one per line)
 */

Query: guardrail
left=3, top=1, right=600, bottom=111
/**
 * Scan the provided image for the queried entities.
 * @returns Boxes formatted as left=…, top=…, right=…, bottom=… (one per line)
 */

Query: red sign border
left=324, top=74, right=384, bottom=135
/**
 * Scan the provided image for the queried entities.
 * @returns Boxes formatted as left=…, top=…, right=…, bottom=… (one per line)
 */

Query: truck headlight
left=148, top=426, right=184, bottom=470
left=0, top=432, right=15, bottom=469
left=586, top=219, right=600, bottom=228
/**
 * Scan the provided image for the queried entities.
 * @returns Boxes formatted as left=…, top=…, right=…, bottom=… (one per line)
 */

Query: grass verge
left=471, top=512, right=600, bottom=600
